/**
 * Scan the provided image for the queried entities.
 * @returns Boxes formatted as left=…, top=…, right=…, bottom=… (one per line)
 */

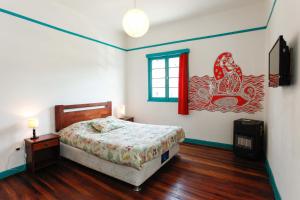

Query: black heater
left=233, top=119, right=264, bottom=160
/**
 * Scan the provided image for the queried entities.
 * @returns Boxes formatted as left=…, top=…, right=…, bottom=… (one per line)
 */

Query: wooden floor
left=0, top=144, right=274, bottom=200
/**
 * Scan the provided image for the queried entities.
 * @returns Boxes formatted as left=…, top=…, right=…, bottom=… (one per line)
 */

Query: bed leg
left=133, top=186, right=141, bottom=192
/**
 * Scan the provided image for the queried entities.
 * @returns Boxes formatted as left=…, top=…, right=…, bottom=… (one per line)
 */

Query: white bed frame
left=60, top=142, right=179, bottom=191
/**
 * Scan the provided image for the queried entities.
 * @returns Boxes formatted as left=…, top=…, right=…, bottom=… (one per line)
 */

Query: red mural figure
left=214, top=52, right=242, bottom=94
left=189, top=52, right=264, bottom=113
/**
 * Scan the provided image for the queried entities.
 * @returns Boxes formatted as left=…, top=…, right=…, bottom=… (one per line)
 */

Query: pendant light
left=122, top=0, right=149, bottom=38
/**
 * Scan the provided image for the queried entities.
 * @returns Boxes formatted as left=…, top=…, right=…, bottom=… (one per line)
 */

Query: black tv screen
left=269, top=36, right=291, bottom=87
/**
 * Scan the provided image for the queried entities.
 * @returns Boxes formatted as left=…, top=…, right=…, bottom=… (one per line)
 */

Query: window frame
left=146, top=49, right=190, bottom=102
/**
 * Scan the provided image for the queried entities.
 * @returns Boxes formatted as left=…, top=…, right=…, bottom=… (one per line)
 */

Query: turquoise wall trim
left=0, top=164, right=26, bottom=180
left=266, top=0, right=277, bottom=27
left=265, top=160, right=282, bottom=200
left=0, top=8, right=127, bottom=51
left=1, top=0, right=276, bottom=52
left=128, top=26, right=267, bottom=51
left=184, top=138, right=233, bottom=150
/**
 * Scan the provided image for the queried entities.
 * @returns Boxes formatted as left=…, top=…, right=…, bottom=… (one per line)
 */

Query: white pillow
left=90, top=120, right=124, bottom=133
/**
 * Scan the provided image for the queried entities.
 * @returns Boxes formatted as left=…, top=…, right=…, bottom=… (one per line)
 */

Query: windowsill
left=148, top=98, right=178, bottom=103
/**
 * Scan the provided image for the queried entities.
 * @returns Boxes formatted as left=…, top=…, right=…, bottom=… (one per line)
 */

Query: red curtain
left=178, top=53, right=189, bottom=115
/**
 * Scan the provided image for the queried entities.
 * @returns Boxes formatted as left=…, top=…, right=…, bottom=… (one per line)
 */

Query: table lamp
left=28, top=118, right=39, bottom=139
left=118, top=105, right=126, bottom=118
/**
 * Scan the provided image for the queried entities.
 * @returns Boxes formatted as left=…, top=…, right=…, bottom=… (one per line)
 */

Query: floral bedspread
left=57, top=117, right=185, bottom=170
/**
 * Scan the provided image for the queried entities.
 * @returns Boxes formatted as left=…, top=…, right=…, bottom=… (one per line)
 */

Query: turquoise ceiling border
left=0, top=8, right=127, bottom=51
left=266, top=0, right=277, bottom=27
left=0, top=0, right=277, bottom=52
left=127, top=26, right=267, bottom=51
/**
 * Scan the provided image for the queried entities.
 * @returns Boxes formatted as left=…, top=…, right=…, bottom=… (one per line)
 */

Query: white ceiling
left=53, top=0, right=265, bottom=31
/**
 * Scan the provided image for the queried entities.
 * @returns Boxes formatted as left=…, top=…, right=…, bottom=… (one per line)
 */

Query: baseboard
left=183, top=138, right=233, bottom=150
left=265, top=160, right=282, bottom=200
left=184, top=138, right=281, bottom=199
left=0, top=164, right=26, bottom=180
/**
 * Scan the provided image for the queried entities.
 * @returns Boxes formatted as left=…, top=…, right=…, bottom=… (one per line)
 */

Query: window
left=147, top=49, right=190, bottom=102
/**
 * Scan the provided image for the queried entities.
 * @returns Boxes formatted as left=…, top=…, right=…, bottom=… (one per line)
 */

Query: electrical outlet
left=15, top=142, right=23, bottom=151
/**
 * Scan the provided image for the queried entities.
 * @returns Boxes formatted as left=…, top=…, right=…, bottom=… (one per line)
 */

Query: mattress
left=57, top=117, right=185, bottom=169
left=60, top=142, right=180, bottom=186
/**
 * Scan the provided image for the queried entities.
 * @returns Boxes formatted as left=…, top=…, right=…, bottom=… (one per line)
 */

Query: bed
left=55, top=102, right=185, bottom=191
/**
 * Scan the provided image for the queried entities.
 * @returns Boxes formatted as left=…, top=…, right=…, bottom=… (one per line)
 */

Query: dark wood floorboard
left=0, top=144, right=274, bottom=200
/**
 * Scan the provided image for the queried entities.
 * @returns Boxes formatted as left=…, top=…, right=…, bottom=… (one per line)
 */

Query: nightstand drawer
left=33, top=139, right=59, bottom=151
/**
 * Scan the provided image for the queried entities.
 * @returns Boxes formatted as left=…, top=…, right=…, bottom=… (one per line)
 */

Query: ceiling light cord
left=134, top=0, right=137, bottom=9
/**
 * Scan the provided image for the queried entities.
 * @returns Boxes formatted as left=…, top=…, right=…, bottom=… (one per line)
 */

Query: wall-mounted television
left=269, top=35, right=291, bottom=87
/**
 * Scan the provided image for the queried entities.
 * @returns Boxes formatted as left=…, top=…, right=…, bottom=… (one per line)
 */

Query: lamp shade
left=28, top=118, right=39, bottom=128
left=119, top=105, right=126, bottom=117
left=122, top=8, right=149, bottom=38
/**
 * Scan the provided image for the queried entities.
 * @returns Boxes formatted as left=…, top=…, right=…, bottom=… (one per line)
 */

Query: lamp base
left=30, top=136, right=39, bottom=140
left=31, top=129, right=38, bottom=140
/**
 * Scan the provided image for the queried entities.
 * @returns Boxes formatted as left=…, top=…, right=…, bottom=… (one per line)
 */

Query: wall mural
left=269, top=74, right=280, bottom=88
left=189, top=52, right=264, bottom=114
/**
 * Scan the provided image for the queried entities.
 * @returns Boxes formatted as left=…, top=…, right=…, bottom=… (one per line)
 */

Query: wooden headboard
left=55, top=101, right=112, bottom=132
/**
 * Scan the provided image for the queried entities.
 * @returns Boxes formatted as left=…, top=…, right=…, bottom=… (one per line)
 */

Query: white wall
left=266, top=0, right=300, bottom=199
left=126, top=4, right=268, bottom=145
left=0, top=0, right=126, bottom=47
left=0, top=4, right=126, bottom=172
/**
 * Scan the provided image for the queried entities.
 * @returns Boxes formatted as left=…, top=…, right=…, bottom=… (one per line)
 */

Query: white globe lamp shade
left=122, top=8, right=149, bottom=38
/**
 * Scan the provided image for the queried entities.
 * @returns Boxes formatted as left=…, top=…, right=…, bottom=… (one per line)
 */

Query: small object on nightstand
left=28, top=118, right=39, bottom=139
left=25, top=133, right=60, bottom=172
left=119, top=116, right=134, bottom=122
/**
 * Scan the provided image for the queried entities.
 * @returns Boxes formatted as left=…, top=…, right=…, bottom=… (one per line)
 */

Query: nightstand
left=25, top=133, right=60, bottom=172
left=119, top=116, right=134, bottom=122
